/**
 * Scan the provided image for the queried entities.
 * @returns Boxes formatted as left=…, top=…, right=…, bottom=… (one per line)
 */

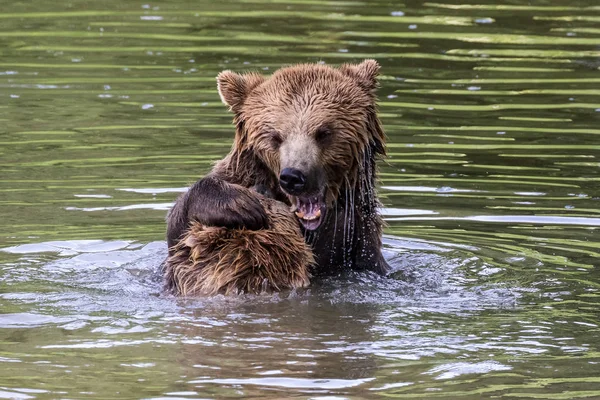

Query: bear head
left=217, top=60, right=385, bottom=231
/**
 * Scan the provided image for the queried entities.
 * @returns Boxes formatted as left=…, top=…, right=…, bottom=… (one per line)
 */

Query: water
left=1, top=0, right=600, bottom=398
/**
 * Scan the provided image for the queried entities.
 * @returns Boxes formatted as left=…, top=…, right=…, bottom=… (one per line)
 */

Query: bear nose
left=279, top=168, right=306, bottom=194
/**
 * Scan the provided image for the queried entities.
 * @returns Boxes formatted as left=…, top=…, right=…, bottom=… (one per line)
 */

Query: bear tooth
left=296, top=209, right=321, bottom=221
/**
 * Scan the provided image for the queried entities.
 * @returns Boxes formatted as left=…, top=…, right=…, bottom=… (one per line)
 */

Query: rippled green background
left=1, top=0, right=600, bottom=399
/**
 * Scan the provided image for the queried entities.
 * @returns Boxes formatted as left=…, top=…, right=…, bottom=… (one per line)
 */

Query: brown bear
left=164, top=191, right=314, bottom=296
left=165, top=59, right=389, bottom=295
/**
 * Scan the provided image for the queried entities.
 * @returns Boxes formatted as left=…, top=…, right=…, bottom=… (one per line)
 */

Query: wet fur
left=165, top=194, right=313, bottom=296
left=166, top=60, right=389, bottom=296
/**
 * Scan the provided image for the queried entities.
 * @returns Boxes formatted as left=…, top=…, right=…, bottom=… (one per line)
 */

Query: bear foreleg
left=166, top=175, right=269, bottom=252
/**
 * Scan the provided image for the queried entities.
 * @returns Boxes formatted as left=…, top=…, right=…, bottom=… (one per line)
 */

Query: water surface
left=1, top=0, right=600, bottom=398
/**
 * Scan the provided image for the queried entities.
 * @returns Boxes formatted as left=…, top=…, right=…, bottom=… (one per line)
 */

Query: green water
left=1, top=0, right=600, bottom=398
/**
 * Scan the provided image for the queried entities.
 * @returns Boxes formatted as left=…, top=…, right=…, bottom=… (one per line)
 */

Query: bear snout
left=279, top=168, right=307, bottom=195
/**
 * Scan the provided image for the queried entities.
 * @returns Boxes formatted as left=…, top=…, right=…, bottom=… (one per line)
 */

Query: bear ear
left=217, top=70, right=265, bottom=112
left=339, top=59, right=380, bottom=92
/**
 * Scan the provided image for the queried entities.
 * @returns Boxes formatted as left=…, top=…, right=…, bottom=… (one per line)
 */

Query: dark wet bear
left=165, top=59, right=389, bottom=294
left=165, top=192, right=313, bottom=296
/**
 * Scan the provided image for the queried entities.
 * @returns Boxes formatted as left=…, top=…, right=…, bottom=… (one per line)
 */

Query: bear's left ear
left=217, top=70, right=265, bottom=113
left=339, top=59, right=380, bottom=92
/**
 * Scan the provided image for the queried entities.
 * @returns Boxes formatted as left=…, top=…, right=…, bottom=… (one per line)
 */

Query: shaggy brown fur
left=166, top=59, right=389, bottom=296
left=165, top=194, right=313, bottom=296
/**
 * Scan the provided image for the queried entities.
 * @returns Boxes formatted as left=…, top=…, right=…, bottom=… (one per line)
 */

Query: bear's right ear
left=339, top=59, right=380, bottom=93
left=217, top=71, right=265, bottom=113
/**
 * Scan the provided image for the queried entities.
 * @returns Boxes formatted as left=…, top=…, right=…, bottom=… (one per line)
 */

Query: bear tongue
left=293, top=197, right=325, bottom=230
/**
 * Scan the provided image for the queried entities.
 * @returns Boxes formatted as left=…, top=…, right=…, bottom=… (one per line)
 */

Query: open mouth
left=292, top=195, right=326, bottom=231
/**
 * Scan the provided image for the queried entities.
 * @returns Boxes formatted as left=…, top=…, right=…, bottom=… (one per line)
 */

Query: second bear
left=164, top=191, right=313, bottom=296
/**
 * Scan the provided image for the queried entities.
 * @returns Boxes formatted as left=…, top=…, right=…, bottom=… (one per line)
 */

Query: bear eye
left=268, top=131, right=283, bottom=149
left=315, top=126, right=333, bottom=142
